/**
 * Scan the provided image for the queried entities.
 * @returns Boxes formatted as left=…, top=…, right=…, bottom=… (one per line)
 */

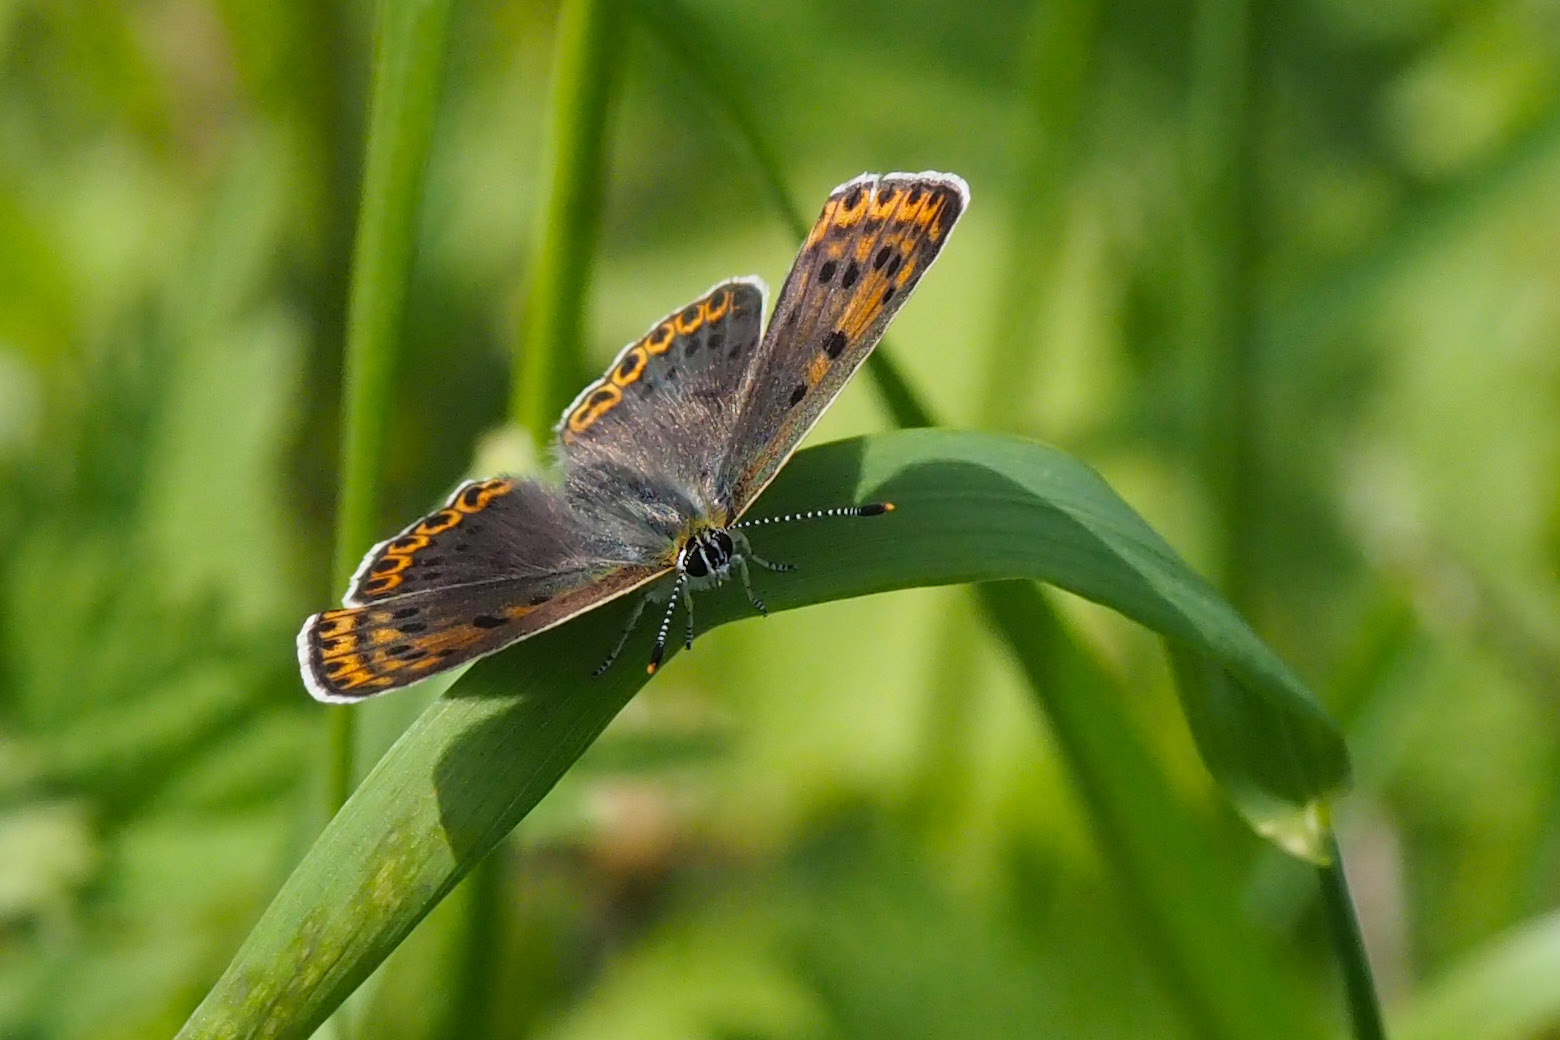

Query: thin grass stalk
left=1189, top=3, right=1385, bottom=1033
left=512, top=0, right=623, bottom=440
left=911, top=0, right=1098, bottom=826
left=329, top=0, right=456, bottom=814
left=1186, top=0, right=1261, bottom=614
left=633, top=0, right=929, bottom=428
left=1319, top=831, right=1390, bottom=1040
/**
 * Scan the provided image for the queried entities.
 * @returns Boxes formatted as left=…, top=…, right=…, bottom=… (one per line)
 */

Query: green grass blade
left=328, top=0, right=456, bottom=812
left=177, top=429, right=1348, bottom=1038
left=512, top=0, right=623, bottom=440
left=1398, top=910, right=1560, bottom=1040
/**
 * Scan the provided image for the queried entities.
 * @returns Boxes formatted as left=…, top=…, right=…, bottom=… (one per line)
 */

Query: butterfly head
left=678, top=527, right=738, bottom=587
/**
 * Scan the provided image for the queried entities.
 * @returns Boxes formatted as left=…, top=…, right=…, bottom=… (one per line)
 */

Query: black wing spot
left=841, top=262, right=859, bottom=288
left=878, top=186, right=899, bottom=206
left=681, top=305, right=699, bottom=324
left=873, top=246, right=892, bottom=270
left=885, top=254, right=902, bottom=277
left=387, top=643, right=413, bottom=657
left=708, top=332, right=724, bottom=353
left=399, top=622, right=428, bottom=634
left=685, top=334, right=702, bottom=357
left=392, top=606, right=421, bottom=619
left=788, top=385, right=807, bottom=407
left=460, top=486, right=487, bottom=509
left=466, top=524, right=484, bottom=534
left=529, top=594, right=550, bottom=606
left=906, top=188, right=923, bottom=204
left=454, top=543, right=470, bottom=553
left=472, top=614, right=508, bottom=629
left=844, top=187, right=863, bottom=209
left=881, top=286, right=895, bottom=304
left=818, top=260, right=837, bottom=284
left=825, top=331, right=847, bottom=358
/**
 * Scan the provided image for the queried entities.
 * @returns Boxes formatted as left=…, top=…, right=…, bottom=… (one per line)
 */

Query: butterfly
left=298, top=171, right=968, bottom=701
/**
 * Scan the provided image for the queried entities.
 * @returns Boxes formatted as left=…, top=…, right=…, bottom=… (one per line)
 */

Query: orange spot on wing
left=611, top=347, right=648, bottom=387
left=371, top=555, right=412, bottom=576
left=416, top=510, right=462, bottom=536
left=645, top=322, right=675, bottom=355
left=806, top=353, right=830, bottom=387
left=363, top=574, right=402, bottom=595
left=705, top=289, right=730, bottom=322
left=567, top=384, right=623, bottom=434
left=805, top=200, right=838, bottom=248
left=674, top=302, right=705, bottom=335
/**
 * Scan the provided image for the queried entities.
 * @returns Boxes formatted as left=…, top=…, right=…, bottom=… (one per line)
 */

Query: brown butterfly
left=298, top=172, right=968, bottom=701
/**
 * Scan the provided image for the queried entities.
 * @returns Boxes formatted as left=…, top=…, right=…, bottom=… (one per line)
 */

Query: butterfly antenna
left=733, top=502, right=894, bottom=530
left=647, top=573, right=687, bottom=675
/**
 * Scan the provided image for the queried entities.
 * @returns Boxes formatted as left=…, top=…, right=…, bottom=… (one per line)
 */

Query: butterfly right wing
left=720, top=172, right=968, bottom=514
left=556, top=278, right=766, bottom=450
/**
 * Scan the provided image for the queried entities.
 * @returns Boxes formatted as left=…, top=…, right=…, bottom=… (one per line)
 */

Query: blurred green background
left=3, top=0, right=1559, bottom=1037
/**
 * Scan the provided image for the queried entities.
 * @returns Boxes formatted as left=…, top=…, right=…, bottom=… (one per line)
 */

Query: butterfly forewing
left=720, top=172, right=967, bottom=513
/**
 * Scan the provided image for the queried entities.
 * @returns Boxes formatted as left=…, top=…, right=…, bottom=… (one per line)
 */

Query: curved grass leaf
left=177, top=429, right=1349, bottom=1038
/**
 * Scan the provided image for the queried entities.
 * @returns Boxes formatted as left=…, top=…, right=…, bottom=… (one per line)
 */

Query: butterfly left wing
left=302, top=477, right=670, bottom=701
left=719, top=172, right=968, bottom=513
left=298, top=564, right=664, bottom=701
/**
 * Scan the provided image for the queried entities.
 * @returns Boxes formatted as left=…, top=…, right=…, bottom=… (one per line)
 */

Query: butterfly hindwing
left=311, top=475, right=674, bottom=700
left=345, top=478, right=600, bottom=604
left=300, top=563, right=665, bottom=701
left=721, top=172, right=967, bottom=512
left=557, top=278, right=765, bottom=450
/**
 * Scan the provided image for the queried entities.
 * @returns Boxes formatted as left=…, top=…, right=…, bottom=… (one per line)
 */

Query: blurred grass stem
left=330, top=0, right=454, bottom=813
left=1188, top=0, right=1261, bottom=611
left=513, top=0, right=623, bottom=438
left=1320, top=832, right=1389, bottom=1040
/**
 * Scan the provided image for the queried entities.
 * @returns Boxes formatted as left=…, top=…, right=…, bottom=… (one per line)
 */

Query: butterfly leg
left=747, top=551, right=794, bottom=574
left=733, top=555, right=769, bottom=616
left=594, top=590, right=653, bottom=678
left=730, top=528, right=794, bottom=573
left=647, top=573, right=688, bottom=675
left=682, top=582, right=696, bottom=651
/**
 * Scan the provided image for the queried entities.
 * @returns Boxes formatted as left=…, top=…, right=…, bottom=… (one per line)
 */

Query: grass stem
left=327, top=0, right=455, bottom=812
left=512, top=0, right=623, bottom=437
left=1319, top=831, right=1390, bottom=1040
